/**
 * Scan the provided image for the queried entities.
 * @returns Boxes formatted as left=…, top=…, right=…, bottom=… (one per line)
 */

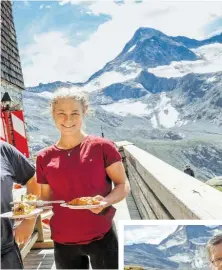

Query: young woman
left=36, top=87, right=130, bottom=269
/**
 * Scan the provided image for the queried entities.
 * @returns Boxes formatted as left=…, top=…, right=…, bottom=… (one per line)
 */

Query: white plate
left=10, top=200, right=36, bottom=204
left=41, top=206, right=53, bottom=210
left=60, top=201, right=107, bottom=210
left=0, top=208, right=43, bottom=219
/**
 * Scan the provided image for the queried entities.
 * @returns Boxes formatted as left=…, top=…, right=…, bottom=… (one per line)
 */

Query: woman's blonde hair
left=51, top=86, right=89, bottom=114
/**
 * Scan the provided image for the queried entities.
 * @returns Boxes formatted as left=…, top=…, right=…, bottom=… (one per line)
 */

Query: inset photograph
left=124, top=224, right=222, bottom=270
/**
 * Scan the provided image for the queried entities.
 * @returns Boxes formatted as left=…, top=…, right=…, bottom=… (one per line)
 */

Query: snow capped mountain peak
left=24, top=27, right=222, bottom=180
left=121, top=27, right=167, bottom=53
left=171, top=32, right=222, bottom=48
left=161, top=225, right=215, bottom=245
left=125, top=226, right=222, bottom=269
left=148, top=43, right=222, bottom=78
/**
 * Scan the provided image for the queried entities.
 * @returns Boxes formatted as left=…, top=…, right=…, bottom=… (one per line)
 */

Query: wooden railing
left=116, top=141, right=222, bottom=220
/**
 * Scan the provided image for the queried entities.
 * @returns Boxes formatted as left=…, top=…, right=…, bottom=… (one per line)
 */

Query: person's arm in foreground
left=16, top=154, right=55, bottom=244
left=14, top=174, right=41, bottom=245
left=8, top=143, right=41, bottom=245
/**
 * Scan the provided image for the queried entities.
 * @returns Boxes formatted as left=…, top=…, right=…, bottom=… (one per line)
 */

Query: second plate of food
left=61, top=201, right=107, bottom=209
left=60, top=197, right=107, bottom=209
left=0, top=208, right=43, bottom=219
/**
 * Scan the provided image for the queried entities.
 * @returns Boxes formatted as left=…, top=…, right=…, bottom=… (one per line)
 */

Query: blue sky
left=12, top=1, right=222, bottom=87
left=13, top=1, right=110, bottom=48
left=124, top=225, right=178, bottom=245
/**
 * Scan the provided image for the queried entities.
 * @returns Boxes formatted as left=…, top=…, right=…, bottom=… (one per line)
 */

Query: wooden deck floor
left=23, top=228, right=55, bottom=269
left=23, top=249, right=55, bottom=269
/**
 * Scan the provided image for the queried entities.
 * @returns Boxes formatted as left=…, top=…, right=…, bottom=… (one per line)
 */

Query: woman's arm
left=104, top=161, right=130, bottom=206
left=90, top=161, right=130, bottom=214
left=14, top=175, right=41, bottom=245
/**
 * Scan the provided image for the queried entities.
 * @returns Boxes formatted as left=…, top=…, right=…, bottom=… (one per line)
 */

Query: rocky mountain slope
left=24, top=27, right=222, bottom=180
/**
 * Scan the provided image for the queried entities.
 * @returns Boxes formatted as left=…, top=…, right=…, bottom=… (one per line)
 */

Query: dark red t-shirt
left=36, top=135, right=122, bottom=244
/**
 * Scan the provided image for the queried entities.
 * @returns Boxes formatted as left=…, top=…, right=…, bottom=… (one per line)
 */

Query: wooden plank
left=128, top=169, right=153, bottom=219
left=25, top=255, right=54, bottom=260
left=123, top=144, right=222, bottom=220
left=126, top=192, right=141, bottom=220
left=23, top=264, right=41, bottom=267
left=32, top=240, right=54, bottom=249
left=127, top=162, right=156, bottom=219
left=23, top=249, right=55, bottom=270
left=20, top=232, right=38, bottom=260
left=128, top=179, right=147, bottom=219
left=127, top=159, right=173, bottom=220
left=43, top=229, right=51, bottom=240
left=38, top=265, right=55, bottom=269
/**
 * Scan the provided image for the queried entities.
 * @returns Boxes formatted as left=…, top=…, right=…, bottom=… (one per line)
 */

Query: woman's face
left=210, top=243, right=222, bottom=270
left=53, top=98, right=85, bottom=136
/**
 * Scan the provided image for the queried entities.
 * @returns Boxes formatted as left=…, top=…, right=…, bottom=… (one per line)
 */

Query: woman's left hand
left=89, top=195, right=107, bottom=214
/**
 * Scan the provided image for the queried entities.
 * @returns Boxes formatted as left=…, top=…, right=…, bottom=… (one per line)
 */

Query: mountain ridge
left=23, top=27, right=222, bottom=181
left=124, top=225, right=222, bottom=269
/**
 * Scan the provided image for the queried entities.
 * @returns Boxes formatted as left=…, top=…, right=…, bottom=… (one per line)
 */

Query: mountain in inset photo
left=124, top=225, right=222, bottom=269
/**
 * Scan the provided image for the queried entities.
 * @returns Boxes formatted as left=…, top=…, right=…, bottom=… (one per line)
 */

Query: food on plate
left=22, top=193, right=38, bottom=202
left=67, top=197, right=101, bottom=206
left=13, top=183, right=22, bottom=189
left=12, top=202, right=35, bottom=216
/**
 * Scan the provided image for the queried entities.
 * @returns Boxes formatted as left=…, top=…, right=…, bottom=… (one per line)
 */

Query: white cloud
left=22, top=1, right=222, bottom=86
left=124, top=225, right=178, bottom=245
left=40, top=4, right=51, bottom=9
left=23, top=0, right=29, bottom=6
left=59, top=0, right=86, bottom=6
left=85, top=1, right=222, bottom=38
left=21, top=31, right=85, bottom=86
left=207, top=27, right=222, bottom=38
